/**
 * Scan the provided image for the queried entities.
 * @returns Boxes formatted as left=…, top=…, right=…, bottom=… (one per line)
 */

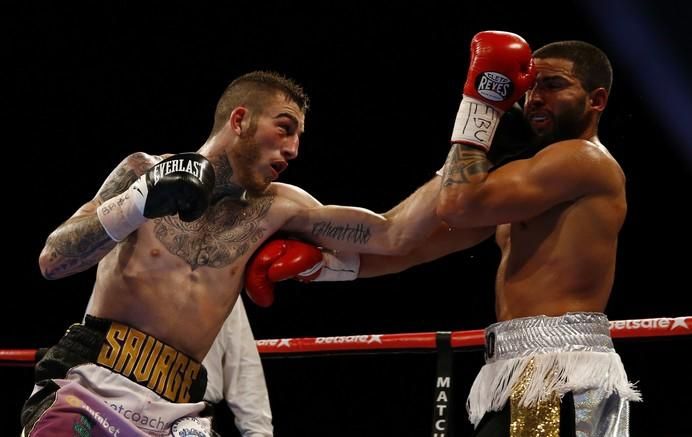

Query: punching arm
left=281, top=177, right=441, bottom=256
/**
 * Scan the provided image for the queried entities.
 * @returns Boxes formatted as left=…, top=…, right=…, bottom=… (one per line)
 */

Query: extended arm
left=280, top=176, right=441, bottom=255
left=244, top=176, right=441, bottom=306
left=244, top=175, right=493, bottom=307
left=243, top=221, right=493, bottom=307
left=358, top=223, right=494, bottom=277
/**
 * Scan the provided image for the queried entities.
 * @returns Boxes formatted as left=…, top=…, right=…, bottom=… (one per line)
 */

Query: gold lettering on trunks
left=96, top=323, right=128, bottom=367
left=95, top=322, right=201, bottom=403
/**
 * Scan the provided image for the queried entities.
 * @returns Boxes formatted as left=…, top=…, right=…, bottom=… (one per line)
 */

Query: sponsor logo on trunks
left=151, top=159, right=203, bottom=186
left=64, top=394, right=122, bottom=436
left=104, top=400, right=168, bottom=433
left=609, top=317, right=689, bottom=331
left=171, top=416, right=209, bottom=437
left=96, top=322, right=201, bottom=403
left=314, top=334, right=383, bottom=344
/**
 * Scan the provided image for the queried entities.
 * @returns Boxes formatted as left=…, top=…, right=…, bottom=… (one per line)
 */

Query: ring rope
left=255, top=315, right=691, bottom=355
left=1, top=316, right=688, bottom=365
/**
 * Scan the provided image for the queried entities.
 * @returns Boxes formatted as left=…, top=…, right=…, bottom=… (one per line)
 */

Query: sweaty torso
left=89, top=189, right=289, bottom=361
left=493, top=151, right=626, bottom=321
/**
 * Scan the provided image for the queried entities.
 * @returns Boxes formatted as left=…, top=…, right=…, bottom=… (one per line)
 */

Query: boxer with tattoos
left=22, top=71, right=440, bottom=436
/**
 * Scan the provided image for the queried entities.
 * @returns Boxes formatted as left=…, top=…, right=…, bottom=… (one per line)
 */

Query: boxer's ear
left=589, top=88, right=608, bottom=113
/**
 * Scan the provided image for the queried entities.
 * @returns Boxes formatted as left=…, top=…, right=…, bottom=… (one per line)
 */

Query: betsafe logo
left=315, top=335, right=383, bottom=344
left=609, top=317, right=689, bottom=330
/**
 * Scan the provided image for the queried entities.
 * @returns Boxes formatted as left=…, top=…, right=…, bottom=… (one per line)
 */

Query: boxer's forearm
left=40, top=213, right=115, bottom=279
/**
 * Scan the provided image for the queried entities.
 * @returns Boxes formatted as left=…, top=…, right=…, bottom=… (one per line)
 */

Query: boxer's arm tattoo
left=442, top=144, right=490, bottom=186
left=43, top=216, right=114, bottom=278
left=97, top=152, right=155, bottom=202
left=42, top=154, right=154, bottom=278
left=97, top=167, right=137, bottom=201
left=311, top=221, right=372, bottom=245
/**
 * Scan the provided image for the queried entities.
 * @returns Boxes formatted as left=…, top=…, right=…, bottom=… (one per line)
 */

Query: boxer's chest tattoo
left=153, top=195, right=274, bottom=269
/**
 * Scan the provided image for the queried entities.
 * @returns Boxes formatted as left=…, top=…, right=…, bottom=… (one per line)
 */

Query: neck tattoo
left=210, top=155, right=247, bottom=203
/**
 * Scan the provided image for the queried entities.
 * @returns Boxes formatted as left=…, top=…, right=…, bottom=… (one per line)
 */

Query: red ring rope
left=256, top=315, right=691, bottom=354
left=1, top=316, right=688, bottom=364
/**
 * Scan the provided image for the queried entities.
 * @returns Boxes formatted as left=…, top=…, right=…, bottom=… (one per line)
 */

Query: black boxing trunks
left=468, top=313, right=640, bottom=437
left=21, top=315, right=213, bottom=436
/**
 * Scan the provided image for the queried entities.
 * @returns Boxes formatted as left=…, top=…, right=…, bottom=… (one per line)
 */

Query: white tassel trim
left=466, top=351, right=641, bottom=426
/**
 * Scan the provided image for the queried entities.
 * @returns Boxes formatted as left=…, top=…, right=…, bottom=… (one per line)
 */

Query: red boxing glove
left=464, top=31, right=535, bottom=112
left=244, top=239, right=324, bottom=307
left=451, top=31, right=536, bottom=151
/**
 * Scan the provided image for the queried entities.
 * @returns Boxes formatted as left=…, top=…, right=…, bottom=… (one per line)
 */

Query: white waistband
left=484, top=312, right=613, bottom=363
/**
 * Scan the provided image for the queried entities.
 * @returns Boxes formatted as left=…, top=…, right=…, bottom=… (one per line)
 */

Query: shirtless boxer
left=21, top=71, right=441, bottom=436
left=250, top=34, right=640, bottom=436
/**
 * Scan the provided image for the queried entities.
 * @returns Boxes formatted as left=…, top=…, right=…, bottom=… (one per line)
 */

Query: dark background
left=5, top=1, right=692, bottom=436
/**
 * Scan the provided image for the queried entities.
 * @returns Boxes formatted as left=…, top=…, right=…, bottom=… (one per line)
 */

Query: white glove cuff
left=450, top=95, right=503, bottom=151
left=297, top=260, right=325, bottom=277
left=313, top=251, right=360, bottom=282
left=96, top=179, right=148, bottom=242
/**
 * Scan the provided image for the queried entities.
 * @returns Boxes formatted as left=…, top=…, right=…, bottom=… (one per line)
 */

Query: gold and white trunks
left=467, top=312, right=641, bottom=435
